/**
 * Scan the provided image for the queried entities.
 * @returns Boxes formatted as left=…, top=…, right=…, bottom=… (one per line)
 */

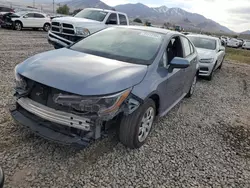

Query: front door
left=158, top=36, right=187, bottom=113
left=22, top=13, right=36, bottom=27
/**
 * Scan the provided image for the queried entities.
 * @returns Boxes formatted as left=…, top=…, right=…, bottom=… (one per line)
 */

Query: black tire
left=43, top=23, right=50, bottom=32
left=218, top=57, right=225, bottom=69
left=119, top=98, right=156, bottom=149
left=207, top=62, right=217, bottom=81
left=14, top=21, right=22, bottom=31
left=186, top=74, right=197, bottom=98
left=0, top=167, right=4, bottom=188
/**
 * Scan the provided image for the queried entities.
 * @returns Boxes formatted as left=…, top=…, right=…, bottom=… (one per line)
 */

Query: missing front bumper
left=10, top=107, right=92, bottom=147
left=17, top=97, right=91, bottom=131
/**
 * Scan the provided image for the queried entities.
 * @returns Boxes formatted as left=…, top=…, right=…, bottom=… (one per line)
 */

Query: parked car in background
left=237, top=38, right=244, bottom=47
left=220, top=36, right=229, bottom=45
left=11, top=26, right=199, bottom=149
left=5, top=11, right=51, bottom=31
left=0, top=6, right=14, bottom=15
left=48, top=8, right=129, bottom=49
left=227, top=38, right=240, bottom=48
left=0, top=6, right=14, bottom=26
left=188, top=34, right=225, bottom=80
left=242, top=40, right=250, bottom=50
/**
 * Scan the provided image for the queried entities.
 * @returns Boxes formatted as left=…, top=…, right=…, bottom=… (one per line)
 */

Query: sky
left=102, top=0, right=250, bottom=32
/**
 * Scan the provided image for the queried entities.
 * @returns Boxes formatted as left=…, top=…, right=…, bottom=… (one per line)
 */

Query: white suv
left=10, top=11, right=51, bottom=31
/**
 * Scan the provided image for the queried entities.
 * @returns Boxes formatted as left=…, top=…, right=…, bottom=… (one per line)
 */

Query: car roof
left=114, top=25, right=181, bottom=35
left=16, top=11, right=46, bottom=15
left=188, top=34, right=219, bottom=40
left=84, top=8, right=127, bottom=15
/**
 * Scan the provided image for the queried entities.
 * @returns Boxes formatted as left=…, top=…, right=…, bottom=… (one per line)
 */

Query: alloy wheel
left=138, top=107, right=155, bottom=142
left=15, top=23, right=21, bottom=31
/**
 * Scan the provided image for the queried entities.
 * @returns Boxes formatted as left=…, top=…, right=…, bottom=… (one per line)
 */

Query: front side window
left=74, top=9, right=108, bottom=22
left=70, top=28, right=164, bottom=65
left=188, top=36, right=216, bottom=50
left=181, top=37, right=191, bottom=57
left=119, top=14, right=127, bottom=25
left=25, top=13, right=35, bottom=18
left=106, top=13, right=118, bottom=25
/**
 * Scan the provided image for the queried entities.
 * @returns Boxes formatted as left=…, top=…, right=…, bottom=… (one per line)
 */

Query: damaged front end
left=11, top=66, right=142, bottom=147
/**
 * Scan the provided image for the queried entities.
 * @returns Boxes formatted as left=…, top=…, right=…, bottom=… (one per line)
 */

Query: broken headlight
left=53, top=88, right=131, bottom=116
left=14, top=65, right=27, bottom=90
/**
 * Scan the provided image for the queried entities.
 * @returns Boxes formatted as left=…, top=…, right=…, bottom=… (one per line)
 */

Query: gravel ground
left=0, top=28, right=250, bottom=188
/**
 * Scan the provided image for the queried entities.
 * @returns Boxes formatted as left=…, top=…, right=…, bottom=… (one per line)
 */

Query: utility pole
left=33, top=0, right=35, bottom=8
left=53, top=0, right=55, bottom=14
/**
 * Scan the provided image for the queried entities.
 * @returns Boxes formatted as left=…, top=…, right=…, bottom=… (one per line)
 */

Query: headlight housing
left=199, top=58, right=214, bottom=63
left=14, top=65, right=27, bottom=90
left=53, top=88, right=131, bottom=116
left=75, top=27, right=90, bottom=37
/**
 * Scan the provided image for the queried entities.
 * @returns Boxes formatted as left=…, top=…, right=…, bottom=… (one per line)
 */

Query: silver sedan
left=188, top=34, right=226, bottom=80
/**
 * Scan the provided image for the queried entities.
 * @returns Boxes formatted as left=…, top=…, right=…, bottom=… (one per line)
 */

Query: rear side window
left=34, top=13, right=45, bottom=18
left=181, top=37, right=191, bottom=57
left=119, top=14, right=127, bottom=25
left=25, top=13, right=35, bottom=18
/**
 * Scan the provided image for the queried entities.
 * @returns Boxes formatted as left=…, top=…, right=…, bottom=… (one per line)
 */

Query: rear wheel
left=119, top=99, right=156, bottom=149
left=43, top=23, right=50, bottom=32
left=14, top=21, right=22, bottom=31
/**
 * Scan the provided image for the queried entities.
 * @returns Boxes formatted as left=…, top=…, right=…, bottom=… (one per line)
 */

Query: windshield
left=230, top=39, right=238, bottom=42
left=14, top=11, right=27, bottom=17
left=70, top=27, right=164, bottom=65
left=74, top=9, right=108, bottom=22
left=188, top=36, right=216, bottom=50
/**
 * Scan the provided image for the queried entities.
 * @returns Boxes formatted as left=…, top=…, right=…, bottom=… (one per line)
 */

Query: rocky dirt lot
left=0, top=29, right=250, bottom=188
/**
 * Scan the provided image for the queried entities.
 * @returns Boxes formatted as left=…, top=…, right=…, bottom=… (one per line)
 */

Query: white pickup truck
left=48, top=8, right=129, bottom=49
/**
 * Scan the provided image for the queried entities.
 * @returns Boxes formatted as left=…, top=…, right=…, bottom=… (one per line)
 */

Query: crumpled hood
left=52, top=16, right=102, bottom=27
left=196, top=48, right=216, bottom=59
left=16, top=48, right=148, bottom=96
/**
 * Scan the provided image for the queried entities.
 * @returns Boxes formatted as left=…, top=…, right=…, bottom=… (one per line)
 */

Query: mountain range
left=61, top=0, right=234, bottom=33
left=241, top=30, right=250, bottom=35
left=5, top=0, right=241, bottom=34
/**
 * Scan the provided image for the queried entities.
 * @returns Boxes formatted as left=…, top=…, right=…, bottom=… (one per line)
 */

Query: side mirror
left=106, top=19, right=117, bottom=25
left=23, top=15, right=28, bottom=18
left=0, top=167, right=4, bottom=188
left=168, top=57, right=190, bottom=72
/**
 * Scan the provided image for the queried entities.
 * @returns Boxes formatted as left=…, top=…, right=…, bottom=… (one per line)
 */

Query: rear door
left=34, top=13, right=46, bottom=27
left=180, top=36, right=198, bottom=93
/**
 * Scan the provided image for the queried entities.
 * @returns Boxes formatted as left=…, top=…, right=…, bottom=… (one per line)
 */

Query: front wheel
left=14, top=21, right=22, bottom=31
left=218, top=57, right=225, bottom=69
left=119, top=99, right=156, bottom=149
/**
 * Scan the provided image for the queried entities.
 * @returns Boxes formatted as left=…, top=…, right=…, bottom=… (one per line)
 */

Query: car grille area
left=51, top=21, right=75, bottom=35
